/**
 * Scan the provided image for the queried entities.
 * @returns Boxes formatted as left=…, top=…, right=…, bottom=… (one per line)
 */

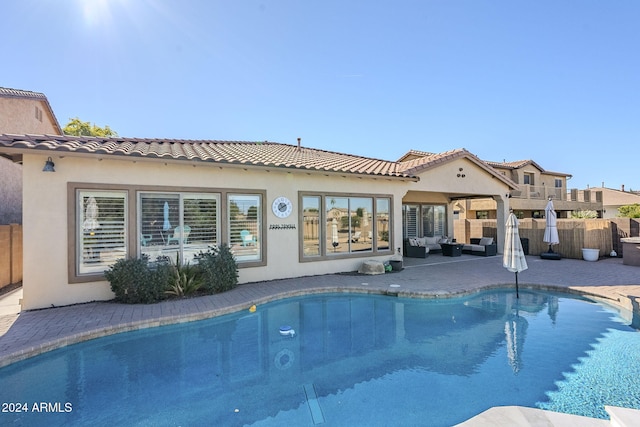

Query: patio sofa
left=462, top=237, right=497, bottom=257
left=403, top=236, right=451, bottom=258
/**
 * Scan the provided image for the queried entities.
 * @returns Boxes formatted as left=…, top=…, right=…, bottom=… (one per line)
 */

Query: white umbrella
left=82, top=197, right=100, bottom=232
left=543, top=198, right=559, bottom=255
left=503, top=211, right=528, bottom=298
left=163, top=201, right=172, bottom=231
left=331, top=218, right=339, bottom=251
left=505, top=311, right=528, bottom=374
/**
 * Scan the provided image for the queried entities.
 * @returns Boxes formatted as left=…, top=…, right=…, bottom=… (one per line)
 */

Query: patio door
left=402, top=204, right=446, bottom=238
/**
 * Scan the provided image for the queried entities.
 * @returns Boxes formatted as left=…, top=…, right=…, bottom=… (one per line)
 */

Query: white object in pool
left=279, top=326, right=296, bottom=337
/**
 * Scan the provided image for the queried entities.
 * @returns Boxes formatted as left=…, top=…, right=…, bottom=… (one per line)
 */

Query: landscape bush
left=104, top=256, right=169, bottom=304
left=105, top=245, right=239, bottom=303
left=198, top=244, right=239, bottom=294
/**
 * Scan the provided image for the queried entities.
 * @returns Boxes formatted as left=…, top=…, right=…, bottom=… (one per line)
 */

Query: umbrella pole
left=515, top=272, right=519, bottom=299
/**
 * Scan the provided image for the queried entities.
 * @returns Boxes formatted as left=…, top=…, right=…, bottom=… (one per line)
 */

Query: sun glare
left=79, top=0, right=116, bottom=27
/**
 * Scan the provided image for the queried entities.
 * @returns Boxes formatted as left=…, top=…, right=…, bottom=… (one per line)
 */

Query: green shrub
left=198, top=244, right=239, bottom=294
left=104, top=256, right=168, bottom=304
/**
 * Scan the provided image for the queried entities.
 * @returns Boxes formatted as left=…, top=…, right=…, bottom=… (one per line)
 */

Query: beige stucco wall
left=408, top=158, right=510, bottom=196
left=0, top=98, right=60, bottom=134
left=402, top=157, right=511, bottom=246
left=21, top=153, right=409, bottom=310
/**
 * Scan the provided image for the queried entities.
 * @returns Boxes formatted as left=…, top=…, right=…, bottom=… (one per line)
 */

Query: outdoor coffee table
left=441, top=243, right=463, bottom=257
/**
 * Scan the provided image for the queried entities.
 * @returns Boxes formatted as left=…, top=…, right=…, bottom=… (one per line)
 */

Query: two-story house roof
left=0, top=87, right=63, bottom=224
left=578, top=186, right=640, bottom=219
left=454, top=158, right=601, bottom=219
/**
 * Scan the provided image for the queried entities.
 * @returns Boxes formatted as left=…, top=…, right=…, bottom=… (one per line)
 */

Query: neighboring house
left=0, top=135, right=515, bottom=310
left=0, top=87, right=63, bottom=224
left=577, top=186, right=640, bottom=219
left=455, top=159, right=602, bottom=219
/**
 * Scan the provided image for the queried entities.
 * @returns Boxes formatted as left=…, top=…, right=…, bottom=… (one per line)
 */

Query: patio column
left=493, top=194, right=510, bottom=254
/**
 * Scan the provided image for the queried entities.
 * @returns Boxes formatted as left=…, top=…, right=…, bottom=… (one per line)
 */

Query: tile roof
left=0, top=87, right=49, bottom=100
left=0, top=134, right=418, bottom=180
left=485, top=159, right=571, bottom=177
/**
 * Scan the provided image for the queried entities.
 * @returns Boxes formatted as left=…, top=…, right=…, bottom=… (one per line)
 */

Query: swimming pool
left=1, top=289, right=639, bottom=426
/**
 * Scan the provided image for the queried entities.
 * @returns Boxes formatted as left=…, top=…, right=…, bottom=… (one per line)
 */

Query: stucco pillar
left=493, top=195, right=510, bottom=253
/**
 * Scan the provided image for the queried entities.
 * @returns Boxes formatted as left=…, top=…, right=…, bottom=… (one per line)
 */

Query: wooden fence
left=0, top=224, right=22, bottom=290
left=456, top=218, right=640, bottom=260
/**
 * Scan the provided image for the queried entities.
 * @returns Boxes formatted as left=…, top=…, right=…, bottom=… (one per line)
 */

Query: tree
left=570, top=210, right=598, bottom=219
left=618, top=204, right=640, bottom=218
left=63, top=117, right=118, bottom=137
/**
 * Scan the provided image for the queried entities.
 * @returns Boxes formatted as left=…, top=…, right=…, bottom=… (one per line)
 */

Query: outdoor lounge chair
left=241, top=230, right=256, bottom=246
left=351, top=231, right=362, bottom=243
left=167, top=225, right=191, bottom=245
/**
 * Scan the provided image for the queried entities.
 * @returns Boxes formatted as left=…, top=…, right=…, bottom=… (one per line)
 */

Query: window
left=71, top=186, right=263, bottom=282
left=302, top=194, right=392, bottom=259
left=302, top=196, right=321, bottom=256
left=77, top=190, right=127, bottom=275
left=402, top=205, right=418, bottom=238
left=555, top=179, right=562, bottom=188
left=229, top=194, right=261, bottom=262
left=139, top=192, right=219, bottom=264
left=404, top=204, right=447, bottom=237
left=523, top=173, right=534, bottom=185
left=376, top=198, right=390, bottom=251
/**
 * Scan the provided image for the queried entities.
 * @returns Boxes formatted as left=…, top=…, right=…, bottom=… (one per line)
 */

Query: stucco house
left=0, top=87, right=63, bottom=224
left=577, top=186, right=640, bottom=219
left=456, top=159, right=602, bottom=219
left=0, top=134, right=515, bottom=310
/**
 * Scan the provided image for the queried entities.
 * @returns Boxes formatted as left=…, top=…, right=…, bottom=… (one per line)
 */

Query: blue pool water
left=1, top=290, right=640, bottom=426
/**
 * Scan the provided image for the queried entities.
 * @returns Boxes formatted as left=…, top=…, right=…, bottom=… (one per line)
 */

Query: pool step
left=303, top=383, right=325, bottom=425
left=606, top=406, right=640, bottom=427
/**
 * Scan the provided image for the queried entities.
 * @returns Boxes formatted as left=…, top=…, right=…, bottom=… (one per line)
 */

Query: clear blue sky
left=3, top=0, right=639, bottom=191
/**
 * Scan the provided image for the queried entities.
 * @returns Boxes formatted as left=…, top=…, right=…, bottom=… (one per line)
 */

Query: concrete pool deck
left=1, top=254, right=639, bottom=425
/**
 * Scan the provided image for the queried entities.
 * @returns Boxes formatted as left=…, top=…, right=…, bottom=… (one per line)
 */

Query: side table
left=441, top=243, right=463, bottom=257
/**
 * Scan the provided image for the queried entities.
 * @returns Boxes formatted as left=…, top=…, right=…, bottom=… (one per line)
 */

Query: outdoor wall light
left=42, top=157, right=55, bottom=172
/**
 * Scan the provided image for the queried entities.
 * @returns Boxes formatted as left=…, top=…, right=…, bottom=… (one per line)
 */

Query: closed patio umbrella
left=542, top=198, right=560, bottom=259
left=82, top=196, right=100, bottom=232
left=163, top=201, right=172, bottom=231
left=503, top=211, right=528, bottom=298
left=505, top=309, right=528, bottom=374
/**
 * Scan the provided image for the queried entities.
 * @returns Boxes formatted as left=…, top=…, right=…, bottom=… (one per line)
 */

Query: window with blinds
left=228, top=194, right=261, bottom=262
left=77, top=190, right=127, bottom=275
left=403, top=205, right=418, bottom=238
left=403, top=204, right=446, bottom=238
left=139, top=192, right=219, bottom=264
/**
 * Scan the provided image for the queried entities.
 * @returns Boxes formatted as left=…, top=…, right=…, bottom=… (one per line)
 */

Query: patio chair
left=167, top=225, right=191, bottom=245
left=241, top=230, right=256, bottom=246
left=351, top=231, right=362, bottom=243
left=141, top=234, right=152, bottom=246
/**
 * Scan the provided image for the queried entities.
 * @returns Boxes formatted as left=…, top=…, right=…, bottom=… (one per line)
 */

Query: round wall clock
left=272, top=196, right=293, bottom=218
